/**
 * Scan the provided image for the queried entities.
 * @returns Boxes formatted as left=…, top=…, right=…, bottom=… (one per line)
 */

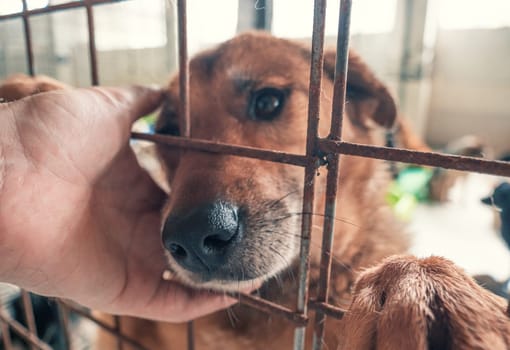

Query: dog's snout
left=162, top=201, right=241, bottom=276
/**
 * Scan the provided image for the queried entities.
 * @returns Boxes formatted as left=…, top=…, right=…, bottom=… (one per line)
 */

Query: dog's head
left=155, top=32, right=397, bottom=291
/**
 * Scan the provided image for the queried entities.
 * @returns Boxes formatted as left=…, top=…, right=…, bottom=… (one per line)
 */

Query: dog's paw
left=339, top=255, right=510, bottom=350
left=0, top=74, right=68, bottom=102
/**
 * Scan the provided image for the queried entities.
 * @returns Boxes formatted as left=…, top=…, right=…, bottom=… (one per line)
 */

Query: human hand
left=0, top=86, right=238, bottom=322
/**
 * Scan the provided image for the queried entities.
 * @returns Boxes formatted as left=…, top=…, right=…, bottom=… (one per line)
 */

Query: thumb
left=96, top=85, right=165, bottom=124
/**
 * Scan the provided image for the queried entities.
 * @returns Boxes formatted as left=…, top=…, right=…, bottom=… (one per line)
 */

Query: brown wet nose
left=162, top=201, right=241, bottom=276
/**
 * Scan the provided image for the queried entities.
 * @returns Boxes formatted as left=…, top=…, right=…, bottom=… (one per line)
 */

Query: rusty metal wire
left=177, top=0, right=191, bottom=138
left=20, top=0, right=34, bottom=76
left=0, top=309, right=52, bottom=350
left=56, top=301, right=72, bottom=349
left=176, top=1, right=194, bottom=346
left=292, top=0, right=327, bottom=348
left=308, top=300, right=346, bottom=320
left=85, top=0, right=99, bottom=85
left=114, top=316, right=124, bottom=350
left=321, top=140, right=510, bottom=177
left=227, top=291, right=308, bottom=326
left=0, top=317, right=13, bottom=350
left=312, top=1, right=352, bottom=349
left=132, top=132, right=309, bottom=166
left=0, top=0, right=128, bottom=21
left=131, top=133, right=510, bottom=178
left=19, top=291, right=37, bottom=350
left=59, top=301, right=151, bottom=350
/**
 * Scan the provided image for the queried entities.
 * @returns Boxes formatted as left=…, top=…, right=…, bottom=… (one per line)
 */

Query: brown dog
left=2, top=32, right=508, bottom=350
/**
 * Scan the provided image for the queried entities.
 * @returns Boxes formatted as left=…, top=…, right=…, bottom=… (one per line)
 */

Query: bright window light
left=439, top=0, right=510, bottom=29
left=28, top=0, right=51, bottom=9
left=187, top=0, right=239, bottom=54
left=94, top=0, right=167, bottom=50
left=272, top=0, right=397, bottom=38
left=0, top=0, right=49, bottom=15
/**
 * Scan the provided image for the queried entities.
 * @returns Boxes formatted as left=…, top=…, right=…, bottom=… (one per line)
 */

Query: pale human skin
left=0, top=86, right=238, bottom=322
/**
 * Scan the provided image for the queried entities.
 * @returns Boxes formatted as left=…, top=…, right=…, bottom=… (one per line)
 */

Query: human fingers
left=120, top=280, right=263, bottom=323
left=117, top=281, right=237, bottom=323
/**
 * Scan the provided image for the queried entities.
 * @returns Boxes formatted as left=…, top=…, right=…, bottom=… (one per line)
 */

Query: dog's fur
left=2, top=32, right=509, bottom=350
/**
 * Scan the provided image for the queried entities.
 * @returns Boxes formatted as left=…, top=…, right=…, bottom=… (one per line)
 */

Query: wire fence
left=0, top=0, right=509, bottom=349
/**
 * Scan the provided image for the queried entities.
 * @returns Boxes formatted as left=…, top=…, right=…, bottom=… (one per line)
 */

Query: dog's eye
left=249, top=88, right=286, bottom=121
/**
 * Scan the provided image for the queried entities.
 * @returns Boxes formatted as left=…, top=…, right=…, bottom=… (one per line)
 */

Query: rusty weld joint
left=315, top=149, right=330, bottom=168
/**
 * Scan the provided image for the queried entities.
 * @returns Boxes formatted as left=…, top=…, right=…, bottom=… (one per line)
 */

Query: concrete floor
left=409, top=173, right=510, bottom=280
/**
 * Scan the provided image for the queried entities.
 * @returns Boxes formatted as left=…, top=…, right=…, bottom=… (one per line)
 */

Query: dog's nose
left=162, top=201, right=241, bottom=275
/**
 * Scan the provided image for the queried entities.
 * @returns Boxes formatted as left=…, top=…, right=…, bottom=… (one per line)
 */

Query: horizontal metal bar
left=308, top=300, right=346, bottom=320
left=319, top=140, right=510, bottom=177
left=60, top=301, right=150, bottom=350
left=131, top=132, right=309, bottom=167
left=0, top=0, right=127, bottom=21
left=132, top=133, right=510, bottom=177
left=227, top=292, right=308, bottom=327
left=0, top=309, right=52, bottom=350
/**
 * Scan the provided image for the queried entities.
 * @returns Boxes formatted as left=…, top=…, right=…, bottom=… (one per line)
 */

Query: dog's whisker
left=271, top=211, right=359, bottom=228
left=274, top=231, right=355, bottom=273
left=264, top=188, right=302, bottom=210
left=267, top=246, right=295, bottom=284
left=226, top=305, right=238, bottom=327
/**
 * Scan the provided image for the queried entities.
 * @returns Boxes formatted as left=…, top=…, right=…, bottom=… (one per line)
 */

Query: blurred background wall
left=1, top=0, right=509, bottom=156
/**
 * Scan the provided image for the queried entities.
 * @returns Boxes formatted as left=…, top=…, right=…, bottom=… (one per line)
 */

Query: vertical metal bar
left=254, top=0, right=273, bottom=30
left=0, top=319, right=14, bottom=350
left=114, top=316, right=124, bottom=350
left=56, top=302, right=72, bottom=350
left=187, top=320, right=195, bottom=350
left=328, top=0, right=352, bottom=139
left=21, top=0, right=35, bottom=76
left=177, top=0, right=190, bottom=138
left=85, top=0, right=99, bottom=85
left=20, top=291, right=38, bottom=350
left=312, top=1, right=352, bottom=350
left=177, top=0, right=193, bottom=347
left=293, top=1, right=328, bottom=350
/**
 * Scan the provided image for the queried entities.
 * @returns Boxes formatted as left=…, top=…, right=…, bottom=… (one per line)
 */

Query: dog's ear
left=323, top=49, right=397, bottom=130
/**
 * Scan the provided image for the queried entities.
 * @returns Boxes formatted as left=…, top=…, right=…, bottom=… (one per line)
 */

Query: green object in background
left=398, top=167, right=434, bottom=201
left=142, top=113, right=158, bottom=131
left=132, top=113, right=158, bottom=135
left=387, top=167, right=434, bottom=221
